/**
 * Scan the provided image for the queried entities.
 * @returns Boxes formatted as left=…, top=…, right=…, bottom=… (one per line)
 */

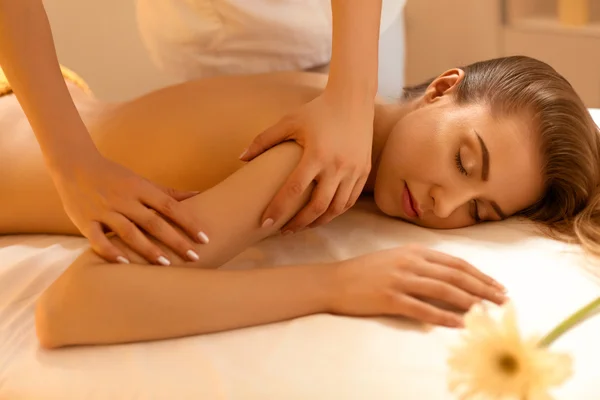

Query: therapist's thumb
left=240, top=118, right=293, bottom=162
left=157, top=183, right=200, bottom=201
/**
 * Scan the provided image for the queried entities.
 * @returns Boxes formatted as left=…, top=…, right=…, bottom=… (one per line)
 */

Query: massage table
left=2, top=111, right=600, bottom=399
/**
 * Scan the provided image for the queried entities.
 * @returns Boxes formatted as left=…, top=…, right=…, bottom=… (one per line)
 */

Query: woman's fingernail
left=197, top=231, right=210, bottom=244
left=116, top=256, right=130, bottom=264
left=494, top=291, right=508, bottom=303
left=454, top=317, right=465, bottom=328
left=187, top=250, right=200, bottom=261
left=282, top=230, right=293, bottom=236
left=157, top=256, right=171, bottom=266
left=239, top=148, right=248, bottom=159
left=262, top=218, right=274, bottom=228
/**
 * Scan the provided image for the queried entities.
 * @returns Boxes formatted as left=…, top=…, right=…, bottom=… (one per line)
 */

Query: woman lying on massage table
left=2, top=56, right=598, bottom=348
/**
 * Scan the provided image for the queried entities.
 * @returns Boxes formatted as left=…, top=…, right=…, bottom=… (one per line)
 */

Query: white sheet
left=2, top=110, right=600, bottom=399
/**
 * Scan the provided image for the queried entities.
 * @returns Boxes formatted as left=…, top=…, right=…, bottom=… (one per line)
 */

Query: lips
left=402, top=183, right=420, bottom=218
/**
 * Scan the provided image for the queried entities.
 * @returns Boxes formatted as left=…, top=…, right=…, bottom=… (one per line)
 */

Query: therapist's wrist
left=322, top=84, right=376, bottom=115
left=44, top=133, right=102, bottom=176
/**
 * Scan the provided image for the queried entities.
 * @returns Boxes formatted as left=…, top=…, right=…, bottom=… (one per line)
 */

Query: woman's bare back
left=0, top=72, right=327, bottom=235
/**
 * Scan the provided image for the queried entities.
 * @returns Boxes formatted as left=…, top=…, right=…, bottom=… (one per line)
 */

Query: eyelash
left=455, top=151, right=468, bottom=176
left=455, top=150, right=481, bottom=222
left=471, top=201, right=481, bottom=223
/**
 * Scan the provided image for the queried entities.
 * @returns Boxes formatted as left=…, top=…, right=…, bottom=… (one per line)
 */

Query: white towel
left=136, top=0, right=405, bottom=81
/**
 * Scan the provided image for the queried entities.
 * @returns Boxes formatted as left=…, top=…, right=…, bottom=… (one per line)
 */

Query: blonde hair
left=404, top=56, right=600, bottom=255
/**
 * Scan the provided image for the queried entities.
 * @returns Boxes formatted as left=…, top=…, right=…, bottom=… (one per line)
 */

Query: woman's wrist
left=323, top=260, right=356, bottom=315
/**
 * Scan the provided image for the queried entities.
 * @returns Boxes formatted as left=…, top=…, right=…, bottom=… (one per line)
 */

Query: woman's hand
left=240, top=90, right=374, bottom=233
left=329, top=245, right=507, bottom=327
left=52, top=153, right=208, bottom=265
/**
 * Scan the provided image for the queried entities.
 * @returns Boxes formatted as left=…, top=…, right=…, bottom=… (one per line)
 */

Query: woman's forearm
left=327, top=0, right=382, bottom=103
left=35, top=260, right=336, bottom=348
left=0, top=0, right=98, bottom=170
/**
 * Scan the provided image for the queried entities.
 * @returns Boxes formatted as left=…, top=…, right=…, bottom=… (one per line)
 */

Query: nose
left=429, top=184, right=474, bottom=219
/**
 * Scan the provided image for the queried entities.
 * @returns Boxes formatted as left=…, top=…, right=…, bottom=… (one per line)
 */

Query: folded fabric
left=136, top=0, right=406, bottom=80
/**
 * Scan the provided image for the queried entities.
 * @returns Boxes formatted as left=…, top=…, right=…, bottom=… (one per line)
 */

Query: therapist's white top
left=136, top=0, right=405, bottom=81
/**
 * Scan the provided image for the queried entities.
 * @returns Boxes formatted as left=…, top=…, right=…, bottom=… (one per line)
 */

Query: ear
left=422, top=68, right=465, bottom=104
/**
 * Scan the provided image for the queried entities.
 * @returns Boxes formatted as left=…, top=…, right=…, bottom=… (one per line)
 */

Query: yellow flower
left=447, top=302, right=572, bottom=400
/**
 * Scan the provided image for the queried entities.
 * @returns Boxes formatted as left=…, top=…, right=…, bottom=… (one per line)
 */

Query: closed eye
left=457, top=151, right=481, bottom=222
left=455, top=151, right=468, bottom=176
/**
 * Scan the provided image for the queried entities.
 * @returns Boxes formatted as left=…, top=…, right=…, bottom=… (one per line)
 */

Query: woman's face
left=374, top=74, right=544, bottom=229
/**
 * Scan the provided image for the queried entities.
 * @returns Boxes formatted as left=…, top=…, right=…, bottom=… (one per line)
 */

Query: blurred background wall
left=404, top=0, right=600, bottom=107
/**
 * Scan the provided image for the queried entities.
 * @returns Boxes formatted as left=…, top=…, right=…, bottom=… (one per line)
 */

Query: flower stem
left=539, top=296, right=600, bottom=347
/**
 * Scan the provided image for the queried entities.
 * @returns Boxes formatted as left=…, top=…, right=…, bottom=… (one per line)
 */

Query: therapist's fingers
left=85, top=221, right=130, bottom=264
left=155, top=184, right=200, bottom=201
left=261, top=157, right=319, bottom=229
left=310, top=177, right=355, bottom=227
left=143, top=182, right=210, bottom=246
left=345, top=174, right=368, bottom=210
left=281, top=172, right=339, bottom=233
left=128, top=205, right=200, bottom=263
left=240, top=116, right=294, bottom=161
left=103, top=212, right=172, bottom=266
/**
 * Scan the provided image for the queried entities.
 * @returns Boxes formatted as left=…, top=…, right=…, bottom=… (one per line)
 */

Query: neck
left=364, top=99, right=414, bottom=191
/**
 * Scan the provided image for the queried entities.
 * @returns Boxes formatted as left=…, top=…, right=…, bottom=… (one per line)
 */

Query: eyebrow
left=474, top=130, right=489, bottom=181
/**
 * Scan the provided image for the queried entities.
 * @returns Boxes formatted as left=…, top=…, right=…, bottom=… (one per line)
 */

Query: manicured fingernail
left=187, top=250, right=199, bottom=261
left=157, top=256, right=171, bottom=266
left=262, top=218, right=274, bottom=228
left=197, top=231, right=209, bottom=244
left=116, top=256, right=130, bottom=264
left=239, top=148, right=248, bottom=159
left=282, top=230, right=293, bottom=236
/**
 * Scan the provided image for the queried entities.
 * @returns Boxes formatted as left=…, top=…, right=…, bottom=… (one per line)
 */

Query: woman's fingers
left=410, top=260, right=506, bottom=305
left=423, top=248, right=505, bottom=291
left=400, top=274, right=480, bottom=311
left=393, top=293, right=464, bottom=328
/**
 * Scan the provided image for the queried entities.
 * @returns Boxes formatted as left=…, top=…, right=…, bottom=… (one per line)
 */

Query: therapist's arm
left=0, top=0, right=208, bottom=266
left=327, top=0, right=381, bottom=107
left=241, top=0, right=383, bottom=232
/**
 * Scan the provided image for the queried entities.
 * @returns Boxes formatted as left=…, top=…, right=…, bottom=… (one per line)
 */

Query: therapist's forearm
left=0, top=0, right=99, bottom=170
left=326, top=0, right=382, bottom=103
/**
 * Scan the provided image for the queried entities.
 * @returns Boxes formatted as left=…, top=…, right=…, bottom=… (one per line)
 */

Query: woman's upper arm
left=113, top=142, right=311, bottom=268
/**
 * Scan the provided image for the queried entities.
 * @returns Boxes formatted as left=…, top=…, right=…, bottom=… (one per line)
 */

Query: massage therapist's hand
left=240, top=90, right=374, bottom=233
left=329, top=245, right=508, bottom=328
left=52, top=152, right=207, bottom=265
